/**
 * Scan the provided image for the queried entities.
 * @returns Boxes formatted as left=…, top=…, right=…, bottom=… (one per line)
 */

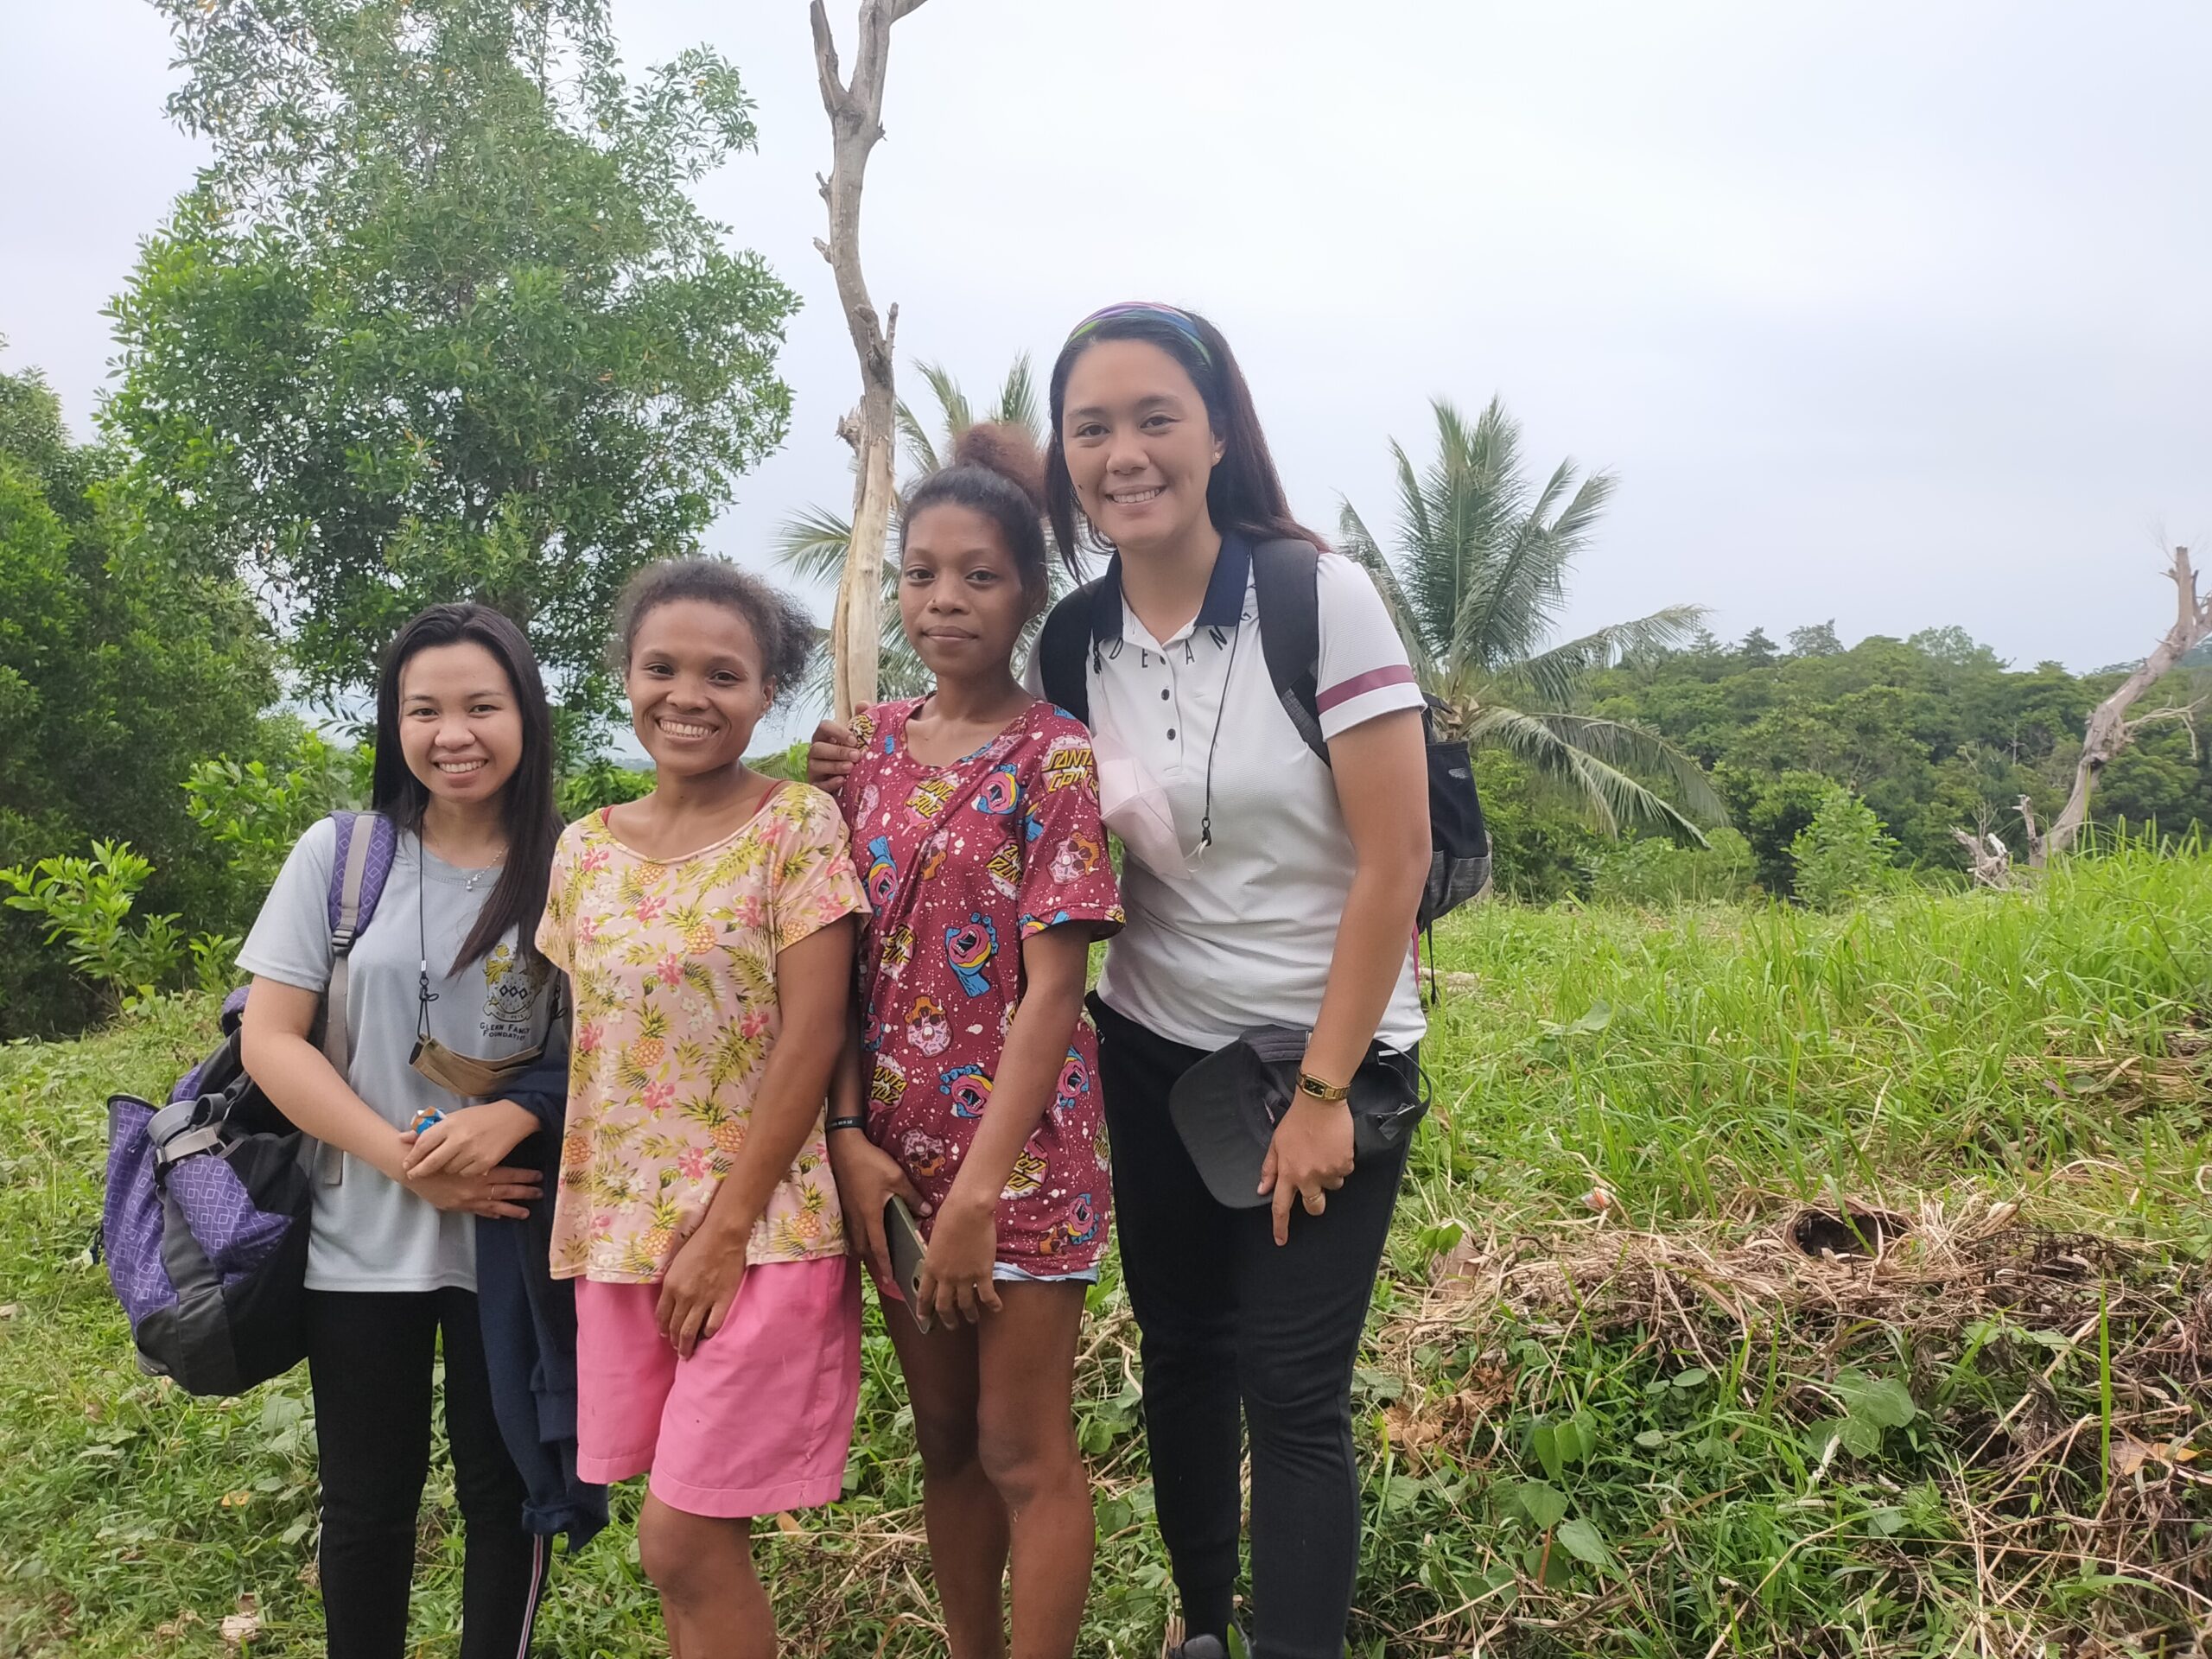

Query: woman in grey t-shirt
left=239, top=604, right=563, bottom=1659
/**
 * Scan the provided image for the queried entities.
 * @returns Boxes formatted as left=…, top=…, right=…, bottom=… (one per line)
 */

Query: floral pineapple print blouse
left=537, top=784, right=869, bottom=1281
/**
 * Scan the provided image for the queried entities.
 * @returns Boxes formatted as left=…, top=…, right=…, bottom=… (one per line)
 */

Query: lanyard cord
left=414, top=835, right=438, bottom=1044
left=1198, top=623, right=1243, bottom=852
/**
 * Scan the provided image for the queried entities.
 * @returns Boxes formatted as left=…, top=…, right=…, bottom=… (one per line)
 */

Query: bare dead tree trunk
left=1949, top=823, right=2012, bottom=888
left=2037, top=545, right=2212, bottom=862
left=2014, top=795, right=2044, bottom=865
left=810, top=0, right=928, bottom=721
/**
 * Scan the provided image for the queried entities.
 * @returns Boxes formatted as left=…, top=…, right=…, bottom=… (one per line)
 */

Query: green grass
left=3, top=848, right=2208, bottom=1656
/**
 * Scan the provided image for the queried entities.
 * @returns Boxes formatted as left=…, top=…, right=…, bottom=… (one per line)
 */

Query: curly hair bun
left=951, top=422, right=1047, bottom=513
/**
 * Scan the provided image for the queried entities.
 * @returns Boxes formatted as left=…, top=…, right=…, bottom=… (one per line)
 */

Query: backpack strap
left=1250, top=539, right=1330, bottom=766
left=1035, top=579, right=1105, bottom=727
left=147, top=1096, right=229, bottom=1167
left=316, top=812, right=399, bottom=1185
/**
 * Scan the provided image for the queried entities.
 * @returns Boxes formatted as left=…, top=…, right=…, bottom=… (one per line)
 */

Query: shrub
left=1586, top=826, right=1755, bottom=906
left=1790, top=787, right=1901, bottom=910
left=557, top=759, right=655, bottom=822
left=185, top=722, right=358, bottom=918
left=0, top=841, right=232, bottom=1012
left=747, top=741, right=813, bottom=785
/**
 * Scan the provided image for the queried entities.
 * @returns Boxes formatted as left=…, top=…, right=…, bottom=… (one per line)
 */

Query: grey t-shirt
left=238, top=818, right=559, bottom=1293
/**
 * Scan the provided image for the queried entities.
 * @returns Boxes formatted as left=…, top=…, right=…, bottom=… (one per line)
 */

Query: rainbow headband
left=1065, top=302, right=1214, bottom=368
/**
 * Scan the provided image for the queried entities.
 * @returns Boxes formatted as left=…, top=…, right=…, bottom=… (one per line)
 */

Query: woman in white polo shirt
left=814, top=303, right=1429, bottom=1659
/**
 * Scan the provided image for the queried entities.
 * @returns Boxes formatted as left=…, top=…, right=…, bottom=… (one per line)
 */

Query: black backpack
left=1036, top=539, right=1491, bottom=953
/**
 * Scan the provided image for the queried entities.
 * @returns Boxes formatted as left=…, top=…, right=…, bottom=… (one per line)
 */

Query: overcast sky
left=8, top=0, right=2210, bottom=722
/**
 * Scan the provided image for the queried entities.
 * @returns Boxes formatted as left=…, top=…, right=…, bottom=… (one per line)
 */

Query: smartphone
left=883, top=1196, right=933, bottom=1335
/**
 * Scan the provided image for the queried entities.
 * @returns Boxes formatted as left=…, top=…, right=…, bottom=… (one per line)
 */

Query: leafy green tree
left=109, top=0, right=799, bottom=723
left=1585, top=825, right=1755, bottom=907
left=1905, top=626, right=2001, bottom=670
left=775, top=357, right=1072, bottom=705
left=1789, top=787, right=1900, bottom=909
left=1338, top=396, right=1723, bottom=839
left=1737, top=626, right=1780, bottom=666
left=1469, top=749, right=1601, bottom=904
left=1713, top=766, right=1835, bottom=895
left=1787, top=621, right=1843, bottom=658
left=184, top=724, right=357, bottom=905
left=556, top=757, right=654, bottom=822
left=0, top=842, right=233, bottom=1014
left=0, top=350, right=275, bottom=1033
left=2094, top=716, right=2212, bottom=836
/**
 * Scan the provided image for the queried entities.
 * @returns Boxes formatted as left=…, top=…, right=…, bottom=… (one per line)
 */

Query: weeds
left=1, top=846, right=2207, bottom=1655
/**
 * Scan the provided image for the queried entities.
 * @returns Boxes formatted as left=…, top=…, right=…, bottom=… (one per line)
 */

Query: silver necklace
left=423, top=830, right=505, bottom=892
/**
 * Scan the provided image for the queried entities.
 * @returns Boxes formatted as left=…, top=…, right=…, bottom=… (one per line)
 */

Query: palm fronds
left=1350, top=397, right=1724, bottom=838
left=990, top=353, right=1039, bottom=435
left=1467, top=707, right=1710, bottom=842
left=1505, top=605, right=1709, bottom=710
left=1337, top=499, right=1433, bottom=686
left=771, top=503, right=861, bottom=588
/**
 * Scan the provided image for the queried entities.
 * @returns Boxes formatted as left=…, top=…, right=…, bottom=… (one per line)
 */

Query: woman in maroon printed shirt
left=823, top=424, right=1123, bottom=1659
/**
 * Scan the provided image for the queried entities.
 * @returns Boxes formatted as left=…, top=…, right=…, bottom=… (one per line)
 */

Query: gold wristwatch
left=1296, top=1071, right=1351, bottom=1104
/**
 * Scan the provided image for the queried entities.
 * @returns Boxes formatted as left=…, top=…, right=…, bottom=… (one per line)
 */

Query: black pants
left=1093, top=998, right=1411, bottom=1659
left=304, top=1287, right=549, bottom=1659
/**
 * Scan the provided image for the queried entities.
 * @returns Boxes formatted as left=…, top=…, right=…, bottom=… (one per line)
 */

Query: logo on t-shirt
left=1041, top=735, right=1094, bottom=793
left=480, top=943, right=549, bottom=1043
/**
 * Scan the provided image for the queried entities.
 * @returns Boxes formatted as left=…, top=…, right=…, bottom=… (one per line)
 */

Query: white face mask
left=1090, top=726, right=1192, bottom=879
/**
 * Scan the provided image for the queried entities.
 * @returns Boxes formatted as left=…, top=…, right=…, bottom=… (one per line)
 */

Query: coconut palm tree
left=775, top=356, right=1077, bottom=703
left=1339, top=396, right=1723, bottom=839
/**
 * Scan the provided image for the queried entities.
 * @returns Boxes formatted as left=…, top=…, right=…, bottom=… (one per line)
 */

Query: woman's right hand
left=826, top=1129, right=924, bottom=1287
left=807, top=718, right=864, bottom=791
left=404, top=1162, right=543, bottom=1221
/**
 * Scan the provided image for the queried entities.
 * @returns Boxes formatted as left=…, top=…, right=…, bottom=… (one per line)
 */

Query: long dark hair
left=900, top=423, right=1054, bottom=614
left=1043, top=302, right=1325, bottom=574
left=371, top=603, right=560, bottom=974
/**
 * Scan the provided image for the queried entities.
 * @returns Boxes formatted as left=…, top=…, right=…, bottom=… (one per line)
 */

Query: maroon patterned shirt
left=843, top=699, right=1124, bottom=1270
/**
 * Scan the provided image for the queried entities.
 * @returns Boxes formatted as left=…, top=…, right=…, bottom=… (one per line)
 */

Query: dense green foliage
left=106, top=0, right=799, bottom=722
left=1575, top=623, right=2209, bottom=895
left=4, top=853, right=2204, bottom=1655
left=1468, top=621, right=2212, bottom=904
left=0, top=353, right=275, bottom=1034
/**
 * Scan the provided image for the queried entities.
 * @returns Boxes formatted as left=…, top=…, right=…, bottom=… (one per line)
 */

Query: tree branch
left=2041, top=545, right=2211, bottom=860
left=1949, top=825, right=2011, bottom=887
left=808, top=2, right=849, bottom=118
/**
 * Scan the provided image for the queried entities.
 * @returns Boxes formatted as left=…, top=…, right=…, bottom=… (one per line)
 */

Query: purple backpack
left=103, top=813, right=398, bottom=1395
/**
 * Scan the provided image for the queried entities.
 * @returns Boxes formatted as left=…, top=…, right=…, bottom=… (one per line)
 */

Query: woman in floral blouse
left=537, top=559, right=865, bottom=1659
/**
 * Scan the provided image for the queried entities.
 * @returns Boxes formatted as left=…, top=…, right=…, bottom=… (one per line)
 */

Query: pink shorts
left=574, top=1257, right=861, bottom=1519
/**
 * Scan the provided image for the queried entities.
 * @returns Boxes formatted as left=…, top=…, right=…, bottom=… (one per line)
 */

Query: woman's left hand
left=401, top=1099, right=538, bottom=1180
left=1258, top=1096, right=1356, bottom=1247
left=917, top=1191, right=1003, bottom=1325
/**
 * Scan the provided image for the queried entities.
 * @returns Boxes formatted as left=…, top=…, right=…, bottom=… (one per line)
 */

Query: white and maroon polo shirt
left=1025, top=532, right=1427, bottom=1051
